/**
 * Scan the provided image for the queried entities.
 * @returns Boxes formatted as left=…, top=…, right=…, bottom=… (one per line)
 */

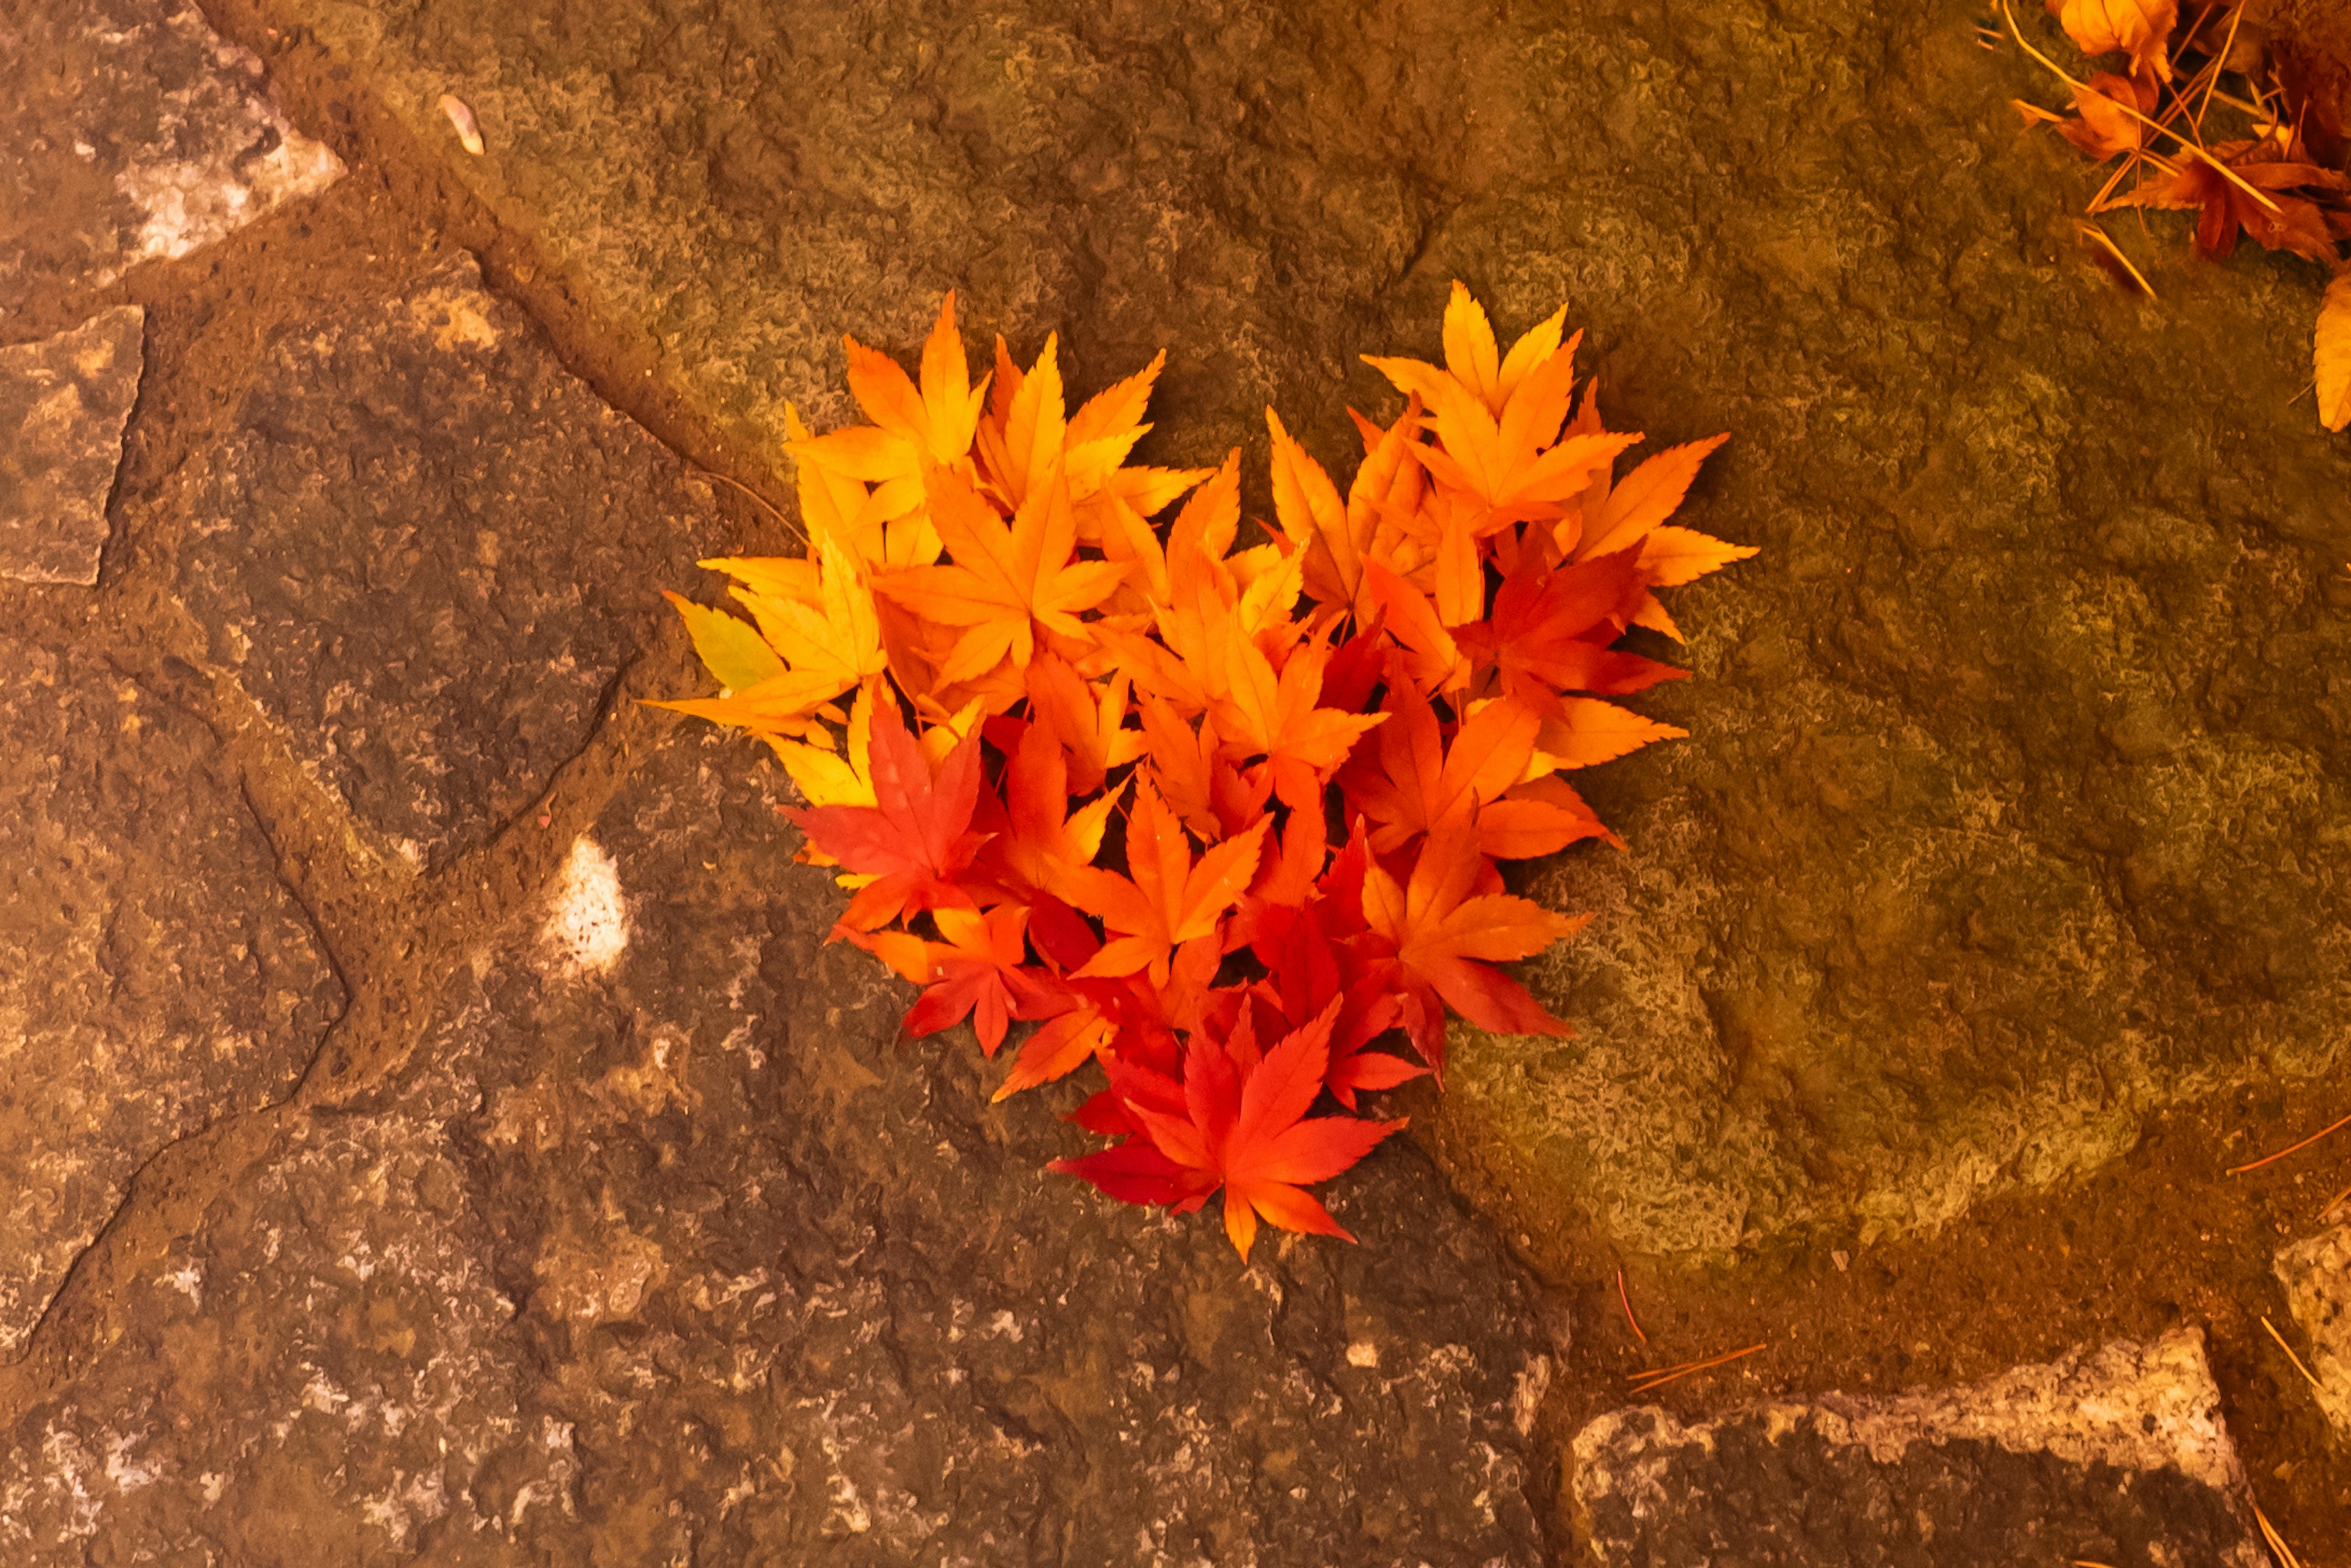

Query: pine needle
left=2261, top=1314, right=2328, bottom=1397
left=1616, top=1267, right=1649, bottom=1346
left=2079, top=223, right=2158, bottom=297
left=2256, top=1505, right=2306, bottom=1568
left=1629, top=1341, right=1767, bottom=1394
left=2228, top=1111, right=2351, bottom=1176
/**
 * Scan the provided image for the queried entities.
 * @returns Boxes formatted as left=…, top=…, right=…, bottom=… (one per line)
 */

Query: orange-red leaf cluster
left=659, top=285, right=1749, bottom=1258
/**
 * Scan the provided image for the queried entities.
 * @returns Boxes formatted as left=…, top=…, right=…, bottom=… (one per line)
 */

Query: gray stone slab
left=1572, top=1329, right=2262, bottom=1567
left=2276, top=1219, right=2350, bottom=1438
left=0, top=0, right=342, bottom=311
left=0, top=725, right=1558, bottom=1564
left=0, top=639, right=344, bottom=1359
left=174, top=253, right=728, bottom=869
left=0, top=306, right=142, bottom=585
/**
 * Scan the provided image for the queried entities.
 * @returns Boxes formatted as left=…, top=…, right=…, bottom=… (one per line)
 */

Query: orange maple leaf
left=1059, top=778, right=1269, bottom=986
left=873, top=465, right=1129, bottom=686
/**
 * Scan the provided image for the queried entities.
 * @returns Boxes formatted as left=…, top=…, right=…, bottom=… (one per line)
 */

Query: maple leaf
left=2319, top=268, right=2351, bottom=433
left=1059, top=777, right=1269, bottom=986
left=986, top=718, right=1122, bottom=895
left=1338, top=677, right=1540, bottom=854
left=1204, top=618, right=1389, bottom=813
left=2054, top=72, right=2152, bottom=162
left=1361, top=824, right=1585, bottom=1075
left=873, top=465, right=1129, bottom=686
left=1529, top=697, right=1689, bottom=771
left=1578, top=434, right=1730, bottom=561
left=650, top=533, right=886, bottom=744
left=786, top=698, right=988, bottom=931
left=2047, top=0, right=2175, bottom=82
left=1022, top=654, right=1145, bottom=797
left=1267, top=409, right=1376, bottom=618
left=1056, top=1000, right=1406, bottom=1259
left=1455, top=551, right=1683, bottom=712
left=2116, top=139, right=2349, bottom=263
left=843, top=291, right=989, bottom=471
left=852, top=904, right=1037, bottom=1056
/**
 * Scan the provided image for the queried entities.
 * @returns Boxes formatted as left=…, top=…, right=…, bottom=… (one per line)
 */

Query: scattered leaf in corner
left=2319, top=269, right=2351, bottom=432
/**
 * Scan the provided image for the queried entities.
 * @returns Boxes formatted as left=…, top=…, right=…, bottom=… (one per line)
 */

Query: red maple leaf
left=1054, top=999, right=1406, bottom=1259
left=786, top=699, right=988, bottom=931
left=1360, top=823, right=1586, bottom=1076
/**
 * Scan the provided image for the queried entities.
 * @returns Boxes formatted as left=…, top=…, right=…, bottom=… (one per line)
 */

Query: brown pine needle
left=1629, top=1341, right=1767, bottom=1394
left=2194, top=4, right=2245, bottom=137
left=2072, top=1560, right=2121, bottom=1567
left=2256, top=1505, right=2307, bottom=1568
left=2228, top=1110, right=2351, bottom=1176
left=2262, top=1315, right=2328, bottom=1397
left=2079, top=223, right=2157, bottom=298
left=1998, top=0, right=2282, bottom=213
left=2319, top=1182, right=2351, bottom=1223
left=693, top=467, right=809, bottom=547
left=1616, top=1268, right=1649, bottom=1346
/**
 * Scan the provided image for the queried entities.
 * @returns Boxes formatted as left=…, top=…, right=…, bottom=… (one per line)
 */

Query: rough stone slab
left=0, top=306, right=143, bottom=585
left=2276, top=1220, right=2351, bottom=1436
left=174, top=253, right=727, bottom=869
left=0, top=725, right=1556, bottom=1562
left=1572, top=1329, right=2262, bottom=1567
left=0, top=639, right=344, bottom=1359
left=0, top=0, right=342, bottom=310
left=245, top=0, right=2351, bottom=1253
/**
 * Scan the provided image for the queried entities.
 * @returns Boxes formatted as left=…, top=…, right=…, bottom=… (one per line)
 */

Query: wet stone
left=2275, top=1220, right=2351, bottom=1438
left=0, top=306, right=143, bottom=585
left=174, top=253, right=729, bottom=869
left=0, top=724, right=1557, bottom=1564
left=1572, top=1329, right=2262, bottom=1567
left=0, top=639, right=343, bottom=1359
left=252, top=0, right=2351, bottom=1253
left=0, top=0, right=343, bottom=311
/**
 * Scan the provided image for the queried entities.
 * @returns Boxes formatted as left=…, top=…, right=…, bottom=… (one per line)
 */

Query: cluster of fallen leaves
left=2003, top=0, right=2351, bottom=429
left=656, top=288, right=1749, bottom=1259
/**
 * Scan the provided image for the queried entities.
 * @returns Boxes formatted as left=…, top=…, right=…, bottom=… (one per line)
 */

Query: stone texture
left=2276, top=1220, right=2351, bottom=1437
left=0, top=0, right=342, bottom=312
left=0, top=724, right=1556, bottom=1564
left=174, top=253, right=729, bottom=869
left=0, top=306, right=143, bottom=585
left=1572, top=1329, right=2262, bottom=1567
left=0, top=639, right=344, bottom=1359
left=238, top=0, right=2351, bottom=1253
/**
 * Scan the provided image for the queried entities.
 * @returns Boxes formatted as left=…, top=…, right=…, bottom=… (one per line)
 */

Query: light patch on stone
left=405, top=283, right=502, bottom=352
left=2274, top=1220, right=2350, bottom=1436
left=1345, top=1341, right=1379, bottom=1368
left=108, top=11, right=343, bottom=276
left=1573, top=1328, right=2263, bottom=1565
left=539, top=837, right=628, bottom=977
left=0, top=307, right=144, bottom=587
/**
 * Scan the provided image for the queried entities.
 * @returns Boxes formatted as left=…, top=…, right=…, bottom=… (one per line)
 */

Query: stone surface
left=241, top=0, right=2351, bottom=1252
left=2276, top=1220, right=2351, bottom=1438
left=0, top=306, right=143, bottom=585
left=0, top=0, right=342, bottom=312
left=0, top=639, right=344, bottom=1359
left=1572, top=1329, right=2262, bottom=1567
left=0, top=725, right=1557, bottom=1564
left=174, top=253, right=729, bottom=869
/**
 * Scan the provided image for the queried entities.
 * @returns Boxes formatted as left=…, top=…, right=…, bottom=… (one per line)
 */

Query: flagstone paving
left=0, top=639, right=343, bottom=1359
left=0, top=0, right=341, bottom=312
left=0, top=306, right=143, bottom=585
left=172, top=252, right=730, bottom=870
